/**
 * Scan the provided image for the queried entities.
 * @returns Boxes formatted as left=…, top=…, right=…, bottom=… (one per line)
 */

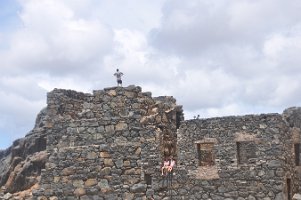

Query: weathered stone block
left=98, top=179, right=111, bottom=193
left=123, top=160, right=131, bottom=167
left=62, top=167, right=75, bottom=176
left=85, top=179, right=97, bottom=187
left=105, top=125, right=114, bottom=132
left=100, top=167, right=111, bottom=175
left=130, top=183, right=146, bottom=193
left=53, top=176, right=60, bottom=183
left=37, top=196, right=47, bottom=200
left=107, top=90, right=116, bottom=96
left=73, top=180, right=84, bottom=188
left=275, top=168, right=285, bottom=177
left=104, top=159, right=114, bottom=167
left=99, top=152, right=111, bottom=158
left=116, top=122, right=128, bottom=131
left=124, top=168, right=136, bottom=175
left=135, top=147, right=141, bottom=156
left=123, top=192, right=135, bottom=200
left=124, top=91, right=135, bottom=98
left=74, top=188, right=86, bottom=197
left=267, top=160, right=283, bottom=168
left=87, top=152, right=98, bottom=159
left=115, top=159, right=123, bottom=168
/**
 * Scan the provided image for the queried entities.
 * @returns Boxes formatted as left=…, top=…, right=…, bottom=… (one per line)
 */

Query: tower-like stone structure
left=33, top=86, right=183, bottom=199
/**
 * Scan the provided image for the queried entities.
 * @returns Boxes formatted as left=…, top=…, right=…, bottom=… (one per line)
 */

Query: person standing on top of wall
left=114, top=69, right=124, bottom=87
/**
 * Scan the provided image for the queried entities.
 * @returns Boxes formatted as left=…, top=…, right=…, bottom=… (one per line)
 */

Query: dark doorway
left=287, top=178, right=292, bottom=200
left=176, top=111, right=181, bottom=129
left=295, top=143, right=300, bottom=166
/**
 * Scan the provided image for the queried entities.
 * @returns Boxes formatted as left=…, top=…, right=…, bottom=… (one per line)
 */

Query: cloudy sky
left=1, top=0, right=301, bottom=149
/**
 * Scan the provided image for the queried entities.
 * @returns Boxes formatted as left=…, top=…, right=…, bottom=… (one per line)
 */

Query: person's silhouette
left=114, top=69, right=124, bottom=86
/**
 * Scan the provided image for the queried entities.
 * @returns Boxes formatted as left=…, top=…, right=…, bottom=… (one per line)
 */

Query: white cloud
left=104, top=28, right=182, bottom=88
left=37, top=75, right=92, bottom=93
left=150, top=0, right=301, bottom=55
left=2, top=0, right=114, bottom=77
left=263, top=25, right=301, bottom=74
left=173, top=68, right=238, bottom=110
left=87, top=0, right=164, bottom=32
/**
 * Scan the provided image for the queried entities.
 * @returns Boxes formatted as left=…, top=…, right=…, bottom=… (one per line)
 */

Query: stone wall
left=174, top=113, right=299, bottom=200
left=27, top=85, right=301, bottom=199
left=33, top=86, right=183, bottom=199
left=283, top=107, right=301, bottom=194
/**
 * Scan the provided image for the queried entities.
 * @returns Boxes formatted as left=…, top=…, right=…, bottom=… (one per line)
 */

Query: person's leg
left=170, top=170, right=173, bottom=186
left=117, top=80, right=122, bottom=86
left=162, top=174, right=166, bottom=187
left=162, top=167, right=166, bottom=176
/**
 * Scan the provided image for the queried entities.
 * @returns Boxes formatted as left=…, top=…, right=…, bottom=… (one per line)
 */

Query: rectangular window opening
left=237, top=141, right=256, bottom=165
left=145, top=174, right=152, bottom=185
left=197, top=143, right=215, bottom=166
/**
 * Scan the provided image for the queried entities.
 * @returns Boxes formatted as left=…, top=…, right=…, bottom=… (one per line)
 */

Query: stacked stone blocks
left=33, top=86, right=182, bottom=199
left=31, top=86, right=301, bottom=200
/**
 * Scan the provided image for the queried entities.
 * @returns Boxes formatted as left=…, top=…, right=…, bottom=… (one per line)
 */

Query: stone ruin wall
left=16, top=85, right=301, bottom=200
left=33, top=86, right=183, bottom=199
left=283, top=107, right=301, bottom=195
left=175, top=113, right=301, bottom=200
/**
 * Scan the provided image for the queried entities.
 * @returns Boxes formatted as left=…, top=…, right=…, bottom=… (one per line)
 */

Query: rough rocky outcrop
left=0, top=108, right=49, bottom=199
